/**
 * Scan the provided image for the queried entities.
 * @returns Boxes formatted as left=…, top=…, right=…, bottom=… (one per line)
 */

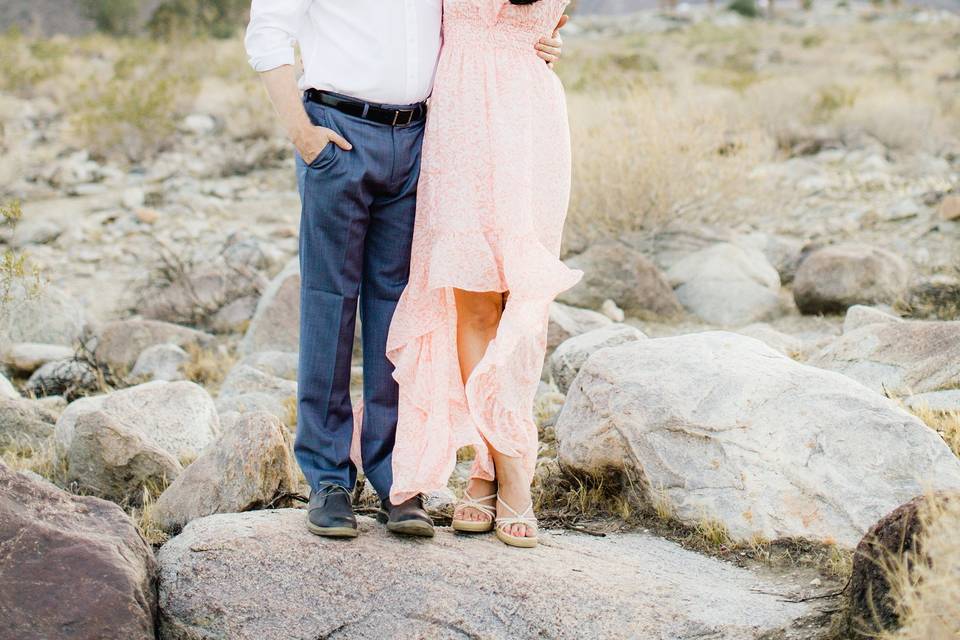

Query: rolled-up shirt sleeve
left=244, top=0, right=311, bottom=72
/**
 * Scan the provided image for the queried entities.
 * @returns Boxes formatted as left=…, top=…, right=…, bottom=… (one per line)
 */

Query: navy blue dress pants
left=295, top=95, right=423, bottom=500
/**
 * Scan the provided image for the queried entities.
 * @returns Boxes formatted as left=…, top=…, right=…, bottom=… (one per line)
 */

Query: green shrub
left=71, top=45, right=199, bottom=161
left=148, top=0, right=249, bottom=40
left=81, top=0, right=140, bottom=35
left=0, top=31, right=68, bottom=95
left=727, top=0, right=760, bottom=18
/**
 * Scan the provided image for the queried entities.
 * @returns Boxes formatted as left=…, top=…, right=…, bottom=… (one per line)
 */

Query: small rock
left=181, top=113, right=217, bottom=136
left=11, top=219, right=63, bottom=247
left=557, top=241, right=683, bottom=318
left=238, top=351, right=299, bottom=381
left=26, top=358, right=100, bottom=398
left=55, top=380, right=220, bottom=464
left=151, top=412, right=296, bottom=534
left=130, top=343, right=189, bottom=382
left=65, top=410, right=183, bottom=504
left=209, top=295, right=258, bottom=334
left=793, top=243, right=911, bottom=314
left=666, top=243, right=782, bottom=326
left=0, top=397, right=59, bottom=449
left=842, top=305, right=902, bottom=334
left=600, top=299, right=625, bottom=322
left=121, top=187, right=145, bottom=209
left=2, top=342, right=76, bottom=373
left=546, top=302, right=612, bottom=351
left=903, top=390, right=960, bottom=414
left=134, top=208, right=160, bottom=224
left=94, top=319, right=215, bottom=372
left=219, top=364, right=298, bottom=400
left=938, top=194, right=960, bottom=221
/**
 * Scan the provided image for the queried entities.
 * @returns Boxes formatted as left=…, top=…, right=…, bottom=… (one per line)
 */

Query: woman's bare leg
left=452, top=289, right=503, bottom=523
left=452, top=289, right=534, bottom=537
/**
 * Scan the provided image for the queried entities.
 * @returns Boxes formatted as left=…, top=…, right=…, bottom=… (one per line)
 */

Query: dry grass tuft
left=128, top=482, right=170, bottom=547
left=282, top=395, right=297, bottom=431
left=881, top=496, right=960, bottom=640
left=533, top=463, right=645, bottom=530
left=181, top=343, right=235, bottom=394
left=908, top=405, right=960, bottom=459
left=0, top=438, right=66, bottom=484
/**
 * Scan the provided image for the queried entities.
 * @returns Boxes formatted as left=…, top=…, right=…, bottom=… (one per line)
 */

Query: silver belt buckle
left=392, top=108, right=415, bottom=127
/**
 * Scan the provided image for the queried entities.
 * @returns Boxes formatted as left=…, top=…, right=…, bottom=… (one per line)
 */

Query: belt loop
left=361, top=103, right=370, bottom=118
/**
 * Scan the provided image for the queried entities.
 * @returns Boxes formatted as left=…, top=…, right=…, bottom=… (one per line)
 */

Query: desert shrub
left=1, top=200, right=42, bottom=304
left=81, top=0, right=140, bottom=35
left=565, top=84, right=773, bottom=248
left=70, top=43, right=200, bottom=161
left=727, top=0, right=760, bottom=18
left=0, top=31, right=68, bottom=96
left=148, top=0, right=249, bottom=40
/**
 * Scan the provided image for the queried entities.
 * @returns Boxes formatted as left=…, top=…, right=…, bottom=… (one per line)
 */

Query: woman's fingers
left=536, top=36, right=562, bottom=64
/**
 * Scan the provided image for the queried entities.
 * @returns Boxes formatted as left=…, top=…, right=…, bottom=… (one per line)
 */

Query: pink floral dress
left=386, top=0, right=581, bottom=504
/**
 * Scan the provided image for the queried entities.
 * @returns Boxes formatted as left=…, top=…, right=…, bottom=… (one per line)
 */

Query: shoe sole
left=452, top=519, right=495, bottom=533
left=386, top=519, right=435, bottom=537
left=306, top=517, right=358, bottom=539
left=495, top=527, right=538, bottom=548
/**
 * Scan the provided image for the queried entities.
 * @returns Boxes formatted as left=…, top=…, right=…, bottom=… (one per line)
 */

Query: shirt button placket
left=405, top=0, right=418, bottom=103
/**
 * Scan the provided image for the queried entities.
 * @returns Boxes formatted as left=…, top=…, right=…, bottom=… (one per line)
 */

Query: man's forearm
left=259, top=65, right=312, bottom=146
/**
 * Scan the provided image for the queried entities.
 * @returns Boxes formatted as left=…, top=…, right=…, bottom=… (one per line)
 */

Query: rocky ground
left=1, top=4, right=960, bottom=640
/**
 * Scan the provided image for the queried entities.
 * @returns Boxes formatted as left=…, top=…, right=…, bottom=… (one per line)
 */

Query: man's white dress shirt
left=245, top=0, right=443, bottom=105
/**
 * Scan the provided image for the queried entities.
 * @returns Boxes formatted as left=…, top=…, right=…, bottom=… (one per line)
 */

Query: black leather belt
left=304, top=89, right=427, bottom=127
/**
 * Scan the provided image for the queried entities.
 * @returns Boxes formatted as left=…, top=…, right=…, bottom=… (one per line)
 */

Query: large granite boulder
left=807, top=320, right=960, bottom=395
left=239, top=258, right=300, bottom=355
left=0, top=463, right=157, bottom=640
left=793, top=243, right=911, bottom=314
left=157, top=509, right=818, bottom=640
left=556, top=331, right=960, bottom=547
left=151, top=412, right=297, bottom=534
left=666, top=243, right=783, bottom=326
left=549, top=324, right=646, bottom=394
left=557, top=241, right=682, bottom=318
left=55, top=380, right=220, bottom=464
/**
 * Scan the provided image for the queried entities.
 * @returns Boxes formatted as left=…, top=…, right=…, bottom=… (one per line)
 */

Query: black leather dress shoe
left=306, top=485, right=358, bottom=538
left=378, top=495, right=435, bottom=537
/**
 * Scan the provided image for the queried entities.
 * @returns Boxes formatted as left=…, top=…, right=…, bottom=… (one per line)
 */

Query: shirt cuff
left=248, top=47, right=296, bottom=72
